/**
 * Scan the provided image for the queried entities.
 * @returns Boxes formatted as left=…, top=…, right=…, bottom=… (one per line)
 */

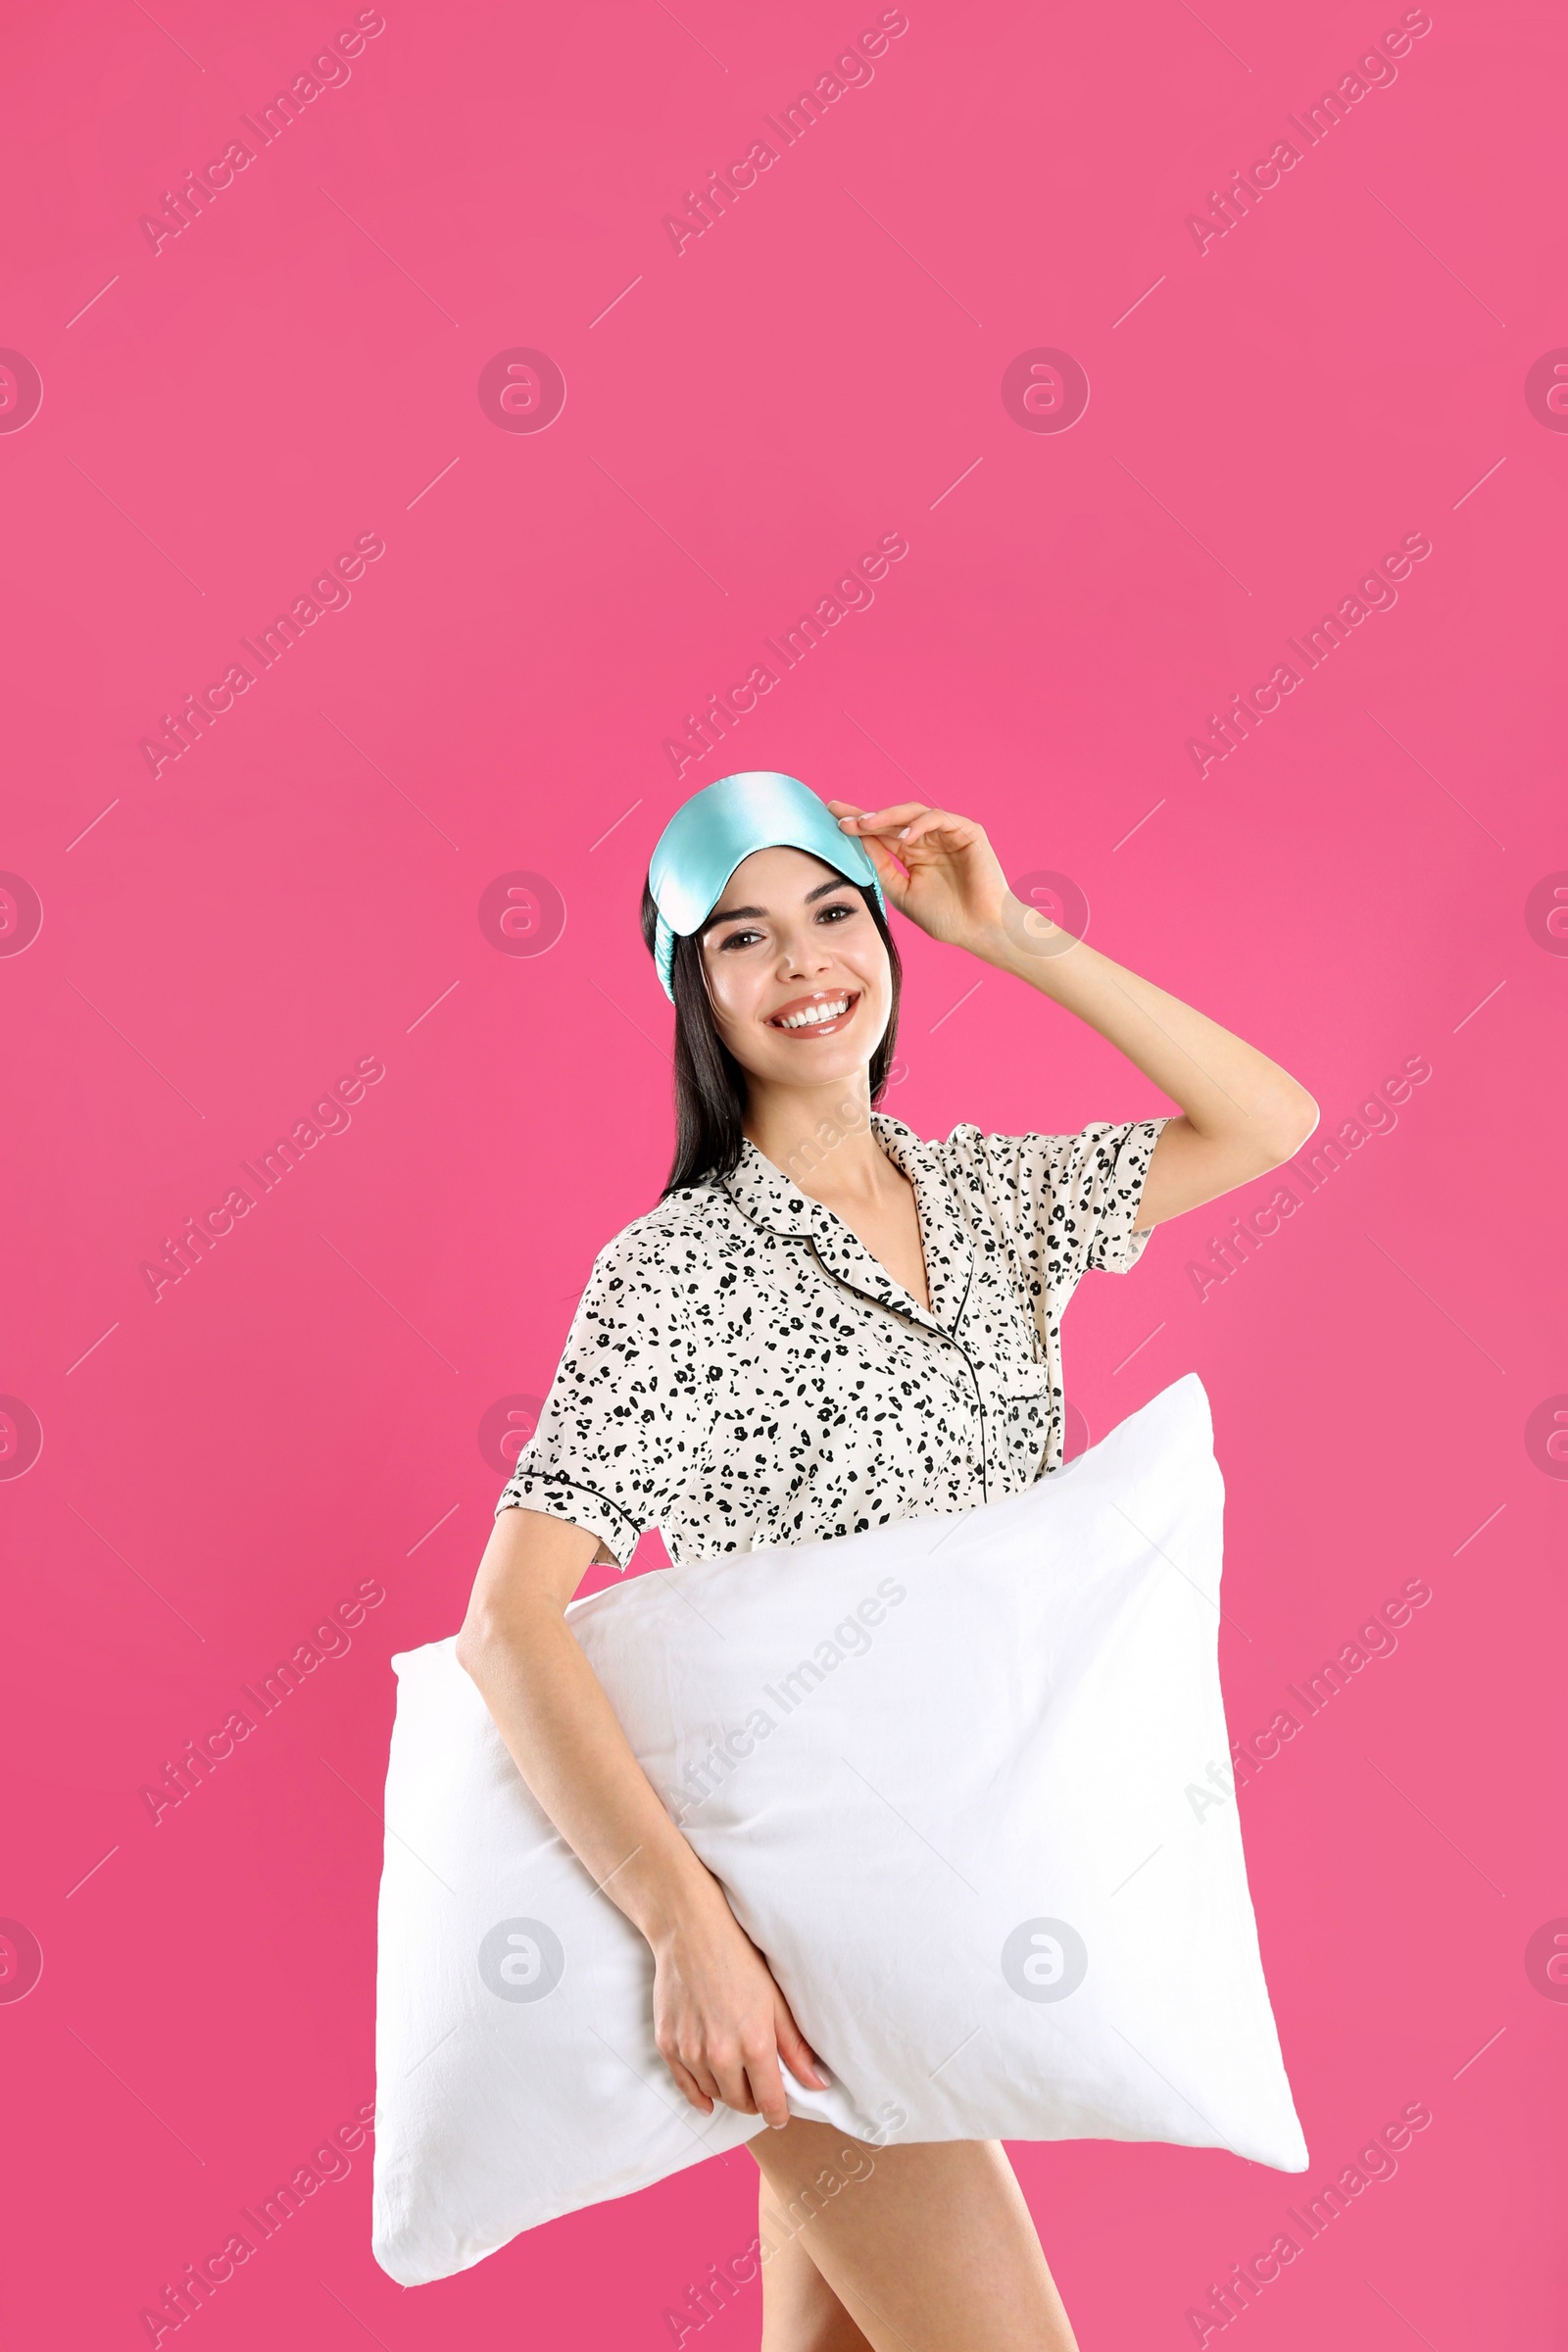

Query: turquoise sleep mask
left=648, top=772, right=885, bottom=1000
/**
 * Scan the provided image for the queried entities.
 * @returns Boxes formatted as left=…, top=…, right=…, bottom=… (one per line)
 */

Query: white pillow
left=372, top=1372, right=1307, bottom=2285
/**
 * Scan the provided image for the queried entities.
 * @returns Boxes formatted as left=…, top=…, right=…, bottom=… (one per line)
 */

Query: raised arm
left=832, top=798, right=1318, bottom=1227
left=456, top=1506, right=827, bottom=2125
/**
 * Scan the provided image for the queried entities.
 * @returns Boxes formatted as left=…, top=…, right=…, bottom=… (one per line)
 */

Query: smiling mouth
left=766, top=991, right=860, bottom=1035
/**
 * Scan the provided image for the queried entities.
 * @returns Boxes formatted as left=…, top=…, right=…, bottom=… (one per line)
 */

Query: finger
left=897, top=808, right=977, bottom=850
left=675, top=2042, right=727, bottom=2108
left=853, top=829, right=913, bottom=903
left=773, top=2004, right=830, bottom=2091
left=826, top=799, right=909, bottom=893
left=709, top=2048, right=760, bottom=2115
left=837, top=801, right=930, bottom=834
left=742, top=2043, right=794, bottom=2131
left=664, top=2056, right=715, bottom=2115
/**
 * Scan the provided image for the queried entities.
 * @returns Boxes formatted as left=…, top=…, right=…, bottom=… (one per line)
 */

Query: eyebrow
left=701, top=876, right=856, bottom=933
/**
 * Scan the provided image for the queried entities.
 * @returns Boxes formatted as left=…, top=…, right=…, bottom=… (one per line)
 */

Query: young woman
left=457, top=772, right=1316, bottom=2352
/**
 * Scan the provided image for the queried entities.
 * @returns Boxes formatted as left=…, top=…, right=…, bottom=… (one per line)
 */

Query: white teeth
left=778, top=996, right=850, bottom=1029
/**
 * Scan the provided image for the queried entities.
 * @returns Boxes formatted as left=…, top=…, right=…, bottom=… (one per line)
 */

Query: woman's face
left=698, top=846, right=891, bottom=1090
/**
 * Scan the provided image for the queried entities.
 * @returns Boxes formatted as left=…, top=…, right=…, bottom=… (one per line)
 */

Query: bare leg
left=750, top=2120, right=1079, bottom=2352
left=757, top=2163, right=875, bottom=2349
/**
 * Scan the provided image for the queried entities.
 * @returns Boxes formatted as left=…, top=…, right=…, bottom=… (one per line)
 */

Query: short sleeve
left=964, top=1117, right=1170, bottom=1296
left=494, top=1229, right=699, bottom=1571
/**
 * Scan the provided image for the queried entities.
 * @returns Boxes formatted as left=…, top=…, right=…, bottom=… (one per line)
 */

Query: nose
left=777, top=918, right=834, bottom=979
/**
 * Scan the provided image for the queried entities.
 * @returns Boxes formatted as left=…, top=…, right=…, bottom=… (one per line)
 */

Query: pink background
left=3, top=0, right=1565, bottom=2342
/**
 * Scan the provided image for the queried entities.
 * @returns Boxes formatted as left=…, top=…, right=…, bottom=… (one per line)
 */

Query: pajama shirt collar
left=713, top=1112, right=976, bottom=1343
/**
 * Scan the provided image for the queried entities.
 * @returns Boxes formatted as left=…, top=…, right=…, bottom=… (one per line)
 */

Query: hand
left=827, top=799, right=1012, bottom=953
left=651, top=1886, right=829, bottom=2127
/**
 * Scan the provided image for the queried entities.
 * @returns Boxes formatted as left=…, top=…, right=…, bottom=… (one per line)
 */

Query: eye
left=716, top=926, right=763, bottom=952
left=816, top=900, right=855, bottom=923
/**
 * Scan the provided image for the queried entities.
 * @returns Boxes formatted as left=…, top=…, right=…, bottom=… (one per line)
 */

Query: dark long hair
left=640, top=877, right=903, bottom=1197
